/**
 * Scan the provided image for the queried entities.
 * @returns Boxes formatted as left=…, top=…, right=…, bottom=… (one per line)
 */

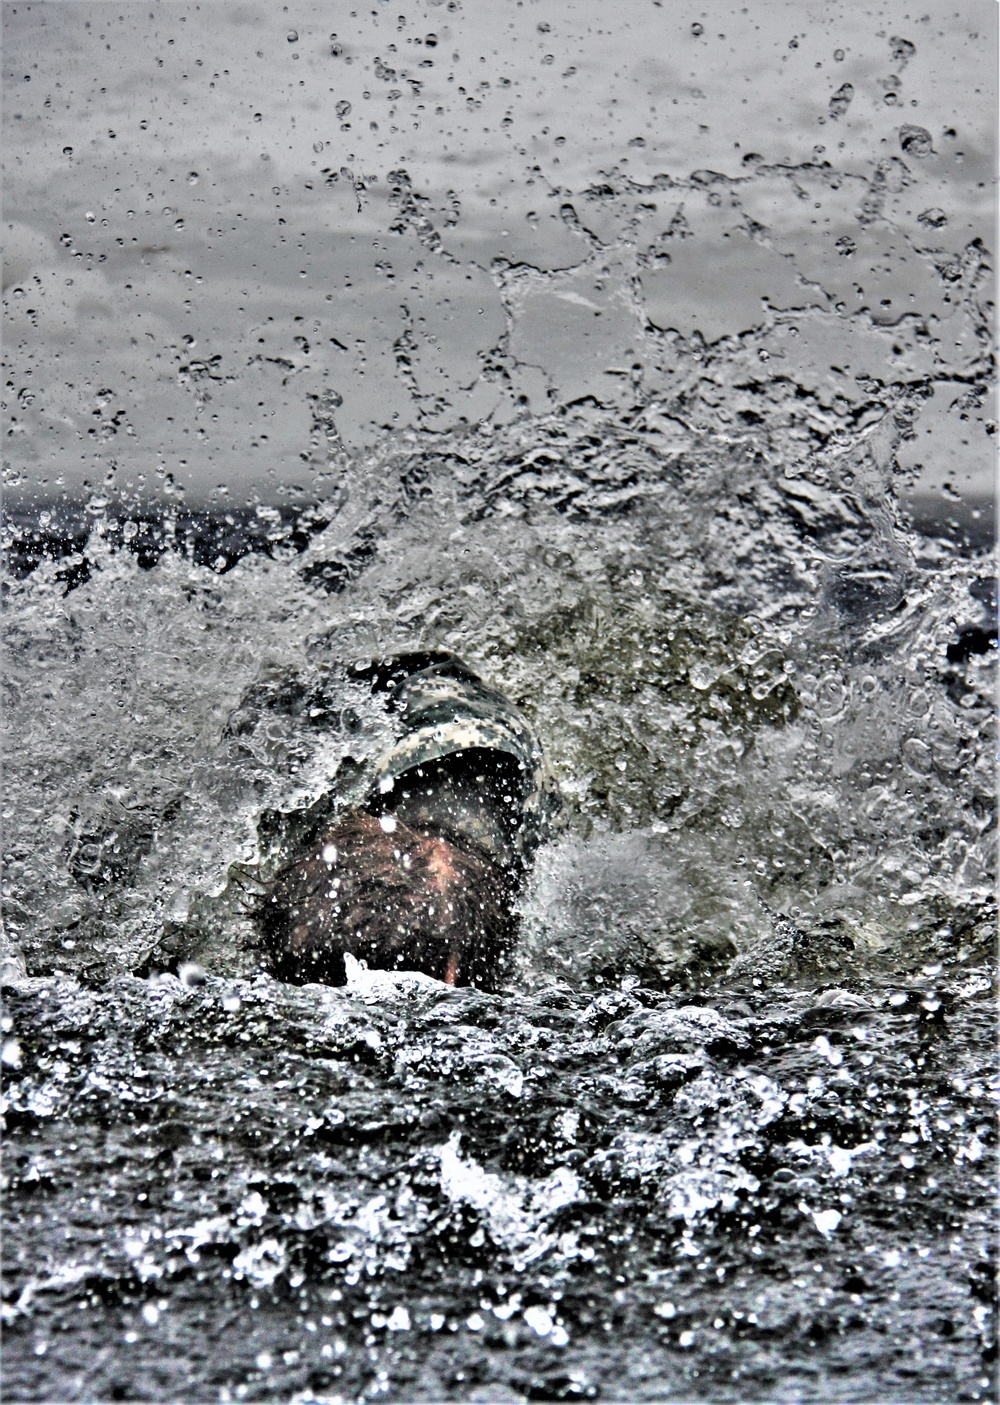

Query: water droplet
left=690, top=22, right=703, bottom=36
left=523, top=1305, right=553, bottom=1336
left=829, top=82, right=854, bottom=119
left=313, top=140, right=324, bottom=153
left=187, top=171, right=199, bottom=184
left=85, top=211, right=96, bottom=223
left=336, top=99, right=352, bottom=119
left=178, top=961, right=207, bottom=988
left=286, top=29, right=298, bottom=43
left=809, top=1207, right=842, bottom=1237
left=899, top=124, right=933, bottom=157
left=918, top=207, right=947, bottom=228
left=902, top=737, right=932, bottom=774
left=890, top=36, right=915, bottom=67
left=62, top=146, right=73, bottom=157
left=833, top=48, right=845, bottom=61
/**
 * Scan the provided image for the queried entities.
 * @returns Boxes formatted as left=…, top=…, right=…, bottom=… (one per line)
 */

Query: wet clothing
left=350, top=650, right=562, bottom=866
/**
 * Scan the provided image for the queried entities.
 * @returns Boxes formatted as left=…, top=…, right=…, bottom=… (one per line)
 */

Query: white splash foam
left=438, top=1132, right=580, bottom=1264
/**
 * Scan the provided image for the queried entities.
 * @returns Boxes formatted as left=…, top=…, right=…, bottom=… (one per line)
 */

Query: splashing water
left=3, top=405, right=994, bottom=991
left=2, top=4, right=996, bottom=1400
left=3, top=399, right=995, bottom=1402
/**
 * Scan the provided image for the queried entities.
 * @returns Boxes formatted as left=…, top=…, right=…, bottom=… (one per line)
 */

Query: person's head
left=258, top=806, right=518, bottom=991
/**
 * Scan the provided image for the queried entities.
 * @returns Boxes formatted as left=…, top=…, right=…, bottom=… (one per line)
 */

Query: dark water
left=3, top=406, right=996, bottom=1402
left=2, top=4, right=997, bottom=1402
left=2, top=961, right=996, bottom=1403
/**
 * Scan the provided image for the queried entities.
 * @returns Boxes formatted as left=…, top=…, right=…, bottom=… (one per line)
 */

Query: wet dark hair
left=257, top=807, right=518, bottom=992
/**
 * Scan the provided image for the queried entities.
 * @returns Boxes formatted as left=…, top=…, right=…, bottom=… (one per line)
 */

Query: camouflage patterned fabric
left=356, top=650, right=563, bottom=863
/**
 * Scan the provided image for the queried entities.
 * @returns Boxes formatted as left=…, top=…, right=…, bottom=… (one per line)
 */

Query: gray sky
left=3, top=0, right=996, bottom=505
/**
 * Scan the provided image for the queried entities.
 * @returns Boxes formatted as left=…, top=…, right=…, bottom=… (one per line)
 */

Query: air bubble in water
left=287, top=30, right=298, bottom=44
left=336, top=100, right=352, bottom=119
